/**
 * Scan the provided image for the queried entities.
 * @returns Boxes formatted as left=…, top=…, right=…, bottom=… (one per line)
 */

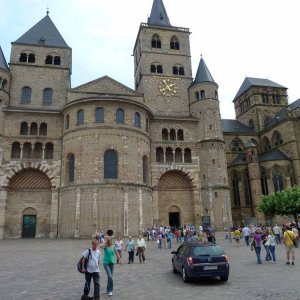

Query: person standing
left=125, top=236, right=135, bottom=264
left=283, top=226, right=296, bottom=265
left=115, top=236, right=123, bottom=264
left=273, top=224, right=281, bottom=244
left=242, top=225, right=251, bottom=246
left=234, top=228, right=241, bottom=246
left=100, top=237, right=123, bottom=296
left=252, top=230, right=262, bottom=264
left=292, top=225, right=299, bottom=248
left=136, top=235, right=146, bottom=263
left=267, top=230, right=276, bottom=263
left=81, top=240, right=101, bottom=300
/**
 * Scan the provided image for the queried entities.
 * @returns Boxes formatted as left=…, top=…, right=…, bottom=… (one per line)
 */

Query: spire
left=148, top=0, right=171, bottom=26
left=14, top=15, right=69, bottom=48
left=0, top=46, right=9, bottom=71
left=194, top=56, right=215, bottom=84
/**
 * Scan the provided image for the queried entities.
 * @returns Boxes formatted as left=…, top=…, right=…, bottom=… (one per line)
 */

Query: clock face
left=158, top=78, right=177, bottom=96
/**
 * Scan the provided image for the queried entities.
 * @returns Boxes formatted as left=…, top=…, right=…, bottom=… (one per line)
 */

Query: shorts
left=285, top=245, right=295, bottom=255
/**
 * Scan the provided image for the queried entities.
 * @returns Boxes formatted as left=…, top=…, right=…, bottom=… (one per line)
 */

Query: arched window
left=0, top=79, right=7, bottom=90
left=195, top=91, right=200, bottom=100
left=272, top=131, right=283, bottom=147
left=20, top=53, right=27, bottom=62
left=177, top=129, right=184, bottom=141
left=95, top=107, right=104, bottom=123
left=179, top=67, right=185, bottom=75
left=260, top=167, right=269, bottom=196
left=39, top=123, right=47, bottom=136
left=77, top=110, right=84, bottom=125
left=143, top=156, right=149, bottom=184
left=272, top=93, right=281, bottom=104
left=156, top=147, right=164, bottom=163
left=243, top=169, right=252, bottom=205
left=33, top=142, right=43, bottom=159
left=170, top=36, right=180, bottom=50
left=104, top=149, right=118, bottom=179
left=249, top=119, right=254, bottom=128
left=215, top=91, right=218, bottom=99
left=54, top=56, right=61, bottom=65
left=67, top=154, right=75, bottom=183
left=65, top=114, right=70, bottom=129
left=232, top=171, right=240, bottom=207
left=134, top=112, right=141, bottom=128
left=11, top=142, right=21, bottom=159
left=45, top=143, right=54, bottom=159
left=166, top=147, right=173, bottom=163
left=230, top=139, right=243, bottom=152
left=200, top=90, right=205, bottom=99
left=151, top=34, right=161, bottom=48
left=150, top=65, right=156, bottom=73
left=30, top=122, right=38, bottom=135
left=20, top=122, right=29, bottom=135
left=173, top=66, right=178, bottom=75
left=262, top=136, right=271, bottom=152
left=45, top=55, right=53, bottom=64
left=21, top=86, right=32, bottom=103
left=184, top=148, right=192, bottom=163
left=272, top=165, right=283, bottom=192
left=170, top=129, right=176, bottom=141
left=175, top=148, right=182, bottom=163
left=156, top=65, right=163, bottom=74
left=162, top=129, right=168, bottom=140
left=28, top=53, right=35, bottom=63
left=43, top=88, right=53, bottom=104
left=23, top=142, right=32, bottom=159
left=116, top=109, right=124, bottom=124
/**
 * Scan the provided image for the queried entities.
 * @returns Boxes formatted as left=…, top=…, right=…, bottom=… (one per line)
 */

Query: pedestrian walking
left=273, top=224, right=281, bottom=244
left=267, top=230, right=276, bottom=263
left=233, top=228, right=241, bottom=246
left=136, top=235, right=146, bottom=263
left=252, top=230, right=262, bottom=264
left=115, top=236, right=123, bottom=264
left=81, top=239, right=101, bottom=300
left=283, top=226, right=296, bottom=265
left=100, top=237, right=123, bottom=296
left=125, top=236, right=135, bottom=264
left=242, top=225, right=251, bottom=246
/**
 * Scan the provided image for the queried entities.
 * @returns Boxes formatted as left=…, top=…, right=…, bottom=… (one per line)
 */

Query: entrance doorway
left=22, top=215, right=36, bottom=238
left=169, top=212, right=180, bottom=228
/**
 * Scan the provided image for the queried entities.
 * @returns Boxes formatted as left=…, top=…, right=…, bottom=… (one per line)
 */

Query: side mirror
left=171, top=251, right=177, bottom=255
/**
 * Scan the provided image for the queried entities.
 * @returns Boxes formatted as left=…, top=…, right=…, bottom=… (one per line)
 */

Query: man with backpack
left=81, top=239, right=101, bottom=300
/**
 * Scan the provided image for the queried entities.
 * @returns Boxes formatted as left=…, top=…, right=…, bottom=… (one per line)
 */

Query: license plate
left=203, top=266, right=218, bottom=270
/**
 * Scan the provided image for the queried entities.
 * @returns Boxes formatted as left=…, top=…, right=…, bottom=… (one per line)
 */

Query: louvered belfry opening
left=158, top=170, right=193, bottom=190
left=8, top=168, right=52, bottom=190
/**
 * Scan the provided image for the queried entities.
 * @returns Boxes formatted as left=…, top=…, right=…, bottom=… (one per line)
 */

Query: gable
left=71, top=76, right=139, bottom=96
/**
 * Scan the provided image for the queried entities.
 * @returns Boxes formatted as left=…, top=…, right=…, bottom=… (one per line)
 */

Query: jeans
left=254, top=246, right=262, bottom=264
left=167, top=239, right=172, bottom=249
left=84, top=272, right=100, bottom=297
left=269, top=245, right=276, bottom=261
left=116, top=250, right=122, bottom=263
left=264, top=245, right=272, bottom=261
left=275, top=234, right=281, bottom=244
left=157, top=240, right=162, bottom=249
left=128, top=250, right=134, bottom=263
left=245, top=235, right=249, bottom=246
left=103, top=263, right=114, bottom=293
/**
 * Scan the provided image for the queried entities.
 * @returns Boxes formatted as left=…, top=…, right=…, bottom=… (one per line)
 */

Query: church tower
left=8, top=13, right=71, bottom=109
left=189, top=57, right=231, bottom=228
left=133, top=0, right=193, bottom=116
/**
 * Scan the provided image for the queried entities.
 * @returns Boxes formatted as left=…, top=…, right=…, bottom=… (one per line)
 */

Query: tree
left=257, top=186, right=300, bottom=225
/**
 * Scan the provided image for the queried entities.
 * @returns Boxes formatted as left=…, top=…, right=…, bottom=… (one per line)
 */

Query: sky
left=1, top=0, right=300, bottom=119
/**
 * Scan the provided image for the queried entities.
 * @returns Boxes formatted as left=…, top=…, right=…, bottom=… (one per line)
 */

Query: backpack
left=77, top=248, right=91, bottom=274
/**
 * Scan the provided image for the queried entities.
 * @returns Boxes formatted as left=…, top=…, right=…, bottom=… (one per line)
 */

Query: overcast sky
left=1, top=0, right=299, bottom=119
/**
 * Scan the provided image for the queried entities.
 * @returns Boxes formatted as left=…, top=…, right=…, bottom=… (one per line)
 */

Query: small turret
left=0, top=46, right=11, bottom=105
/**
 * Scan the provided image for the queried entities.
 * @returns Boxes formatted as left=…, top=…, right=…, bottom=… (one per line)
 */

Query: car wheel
left=220, top=275, right=229, bottom=282
left=172, top=263, right=178, bottom=273
left=182, top=267, right=190, bottom=282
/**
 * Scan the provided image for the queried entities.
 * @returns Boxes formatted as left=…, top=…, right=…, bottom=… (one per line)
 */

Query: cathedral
left=0, top=0, right=298, bottom=239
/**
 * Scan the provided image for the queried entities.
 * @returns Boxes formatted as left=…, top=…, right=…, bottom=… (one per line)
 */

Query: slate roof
left=259, top=149, right=290, bottom=162
left=14, top=15, right=69, bottom=48
left=148, top=0, right=171, bottom=26
left=230, top=153, right=247, bottom=166
left=194, top=57, right=214, bottom=84
left=0, top=46, right=9, bottom=71
left=233, top=77, right=287, bottom=101
left=245, top=140, right=257, bottom=148
left=222, top=119, right=255, bottom=133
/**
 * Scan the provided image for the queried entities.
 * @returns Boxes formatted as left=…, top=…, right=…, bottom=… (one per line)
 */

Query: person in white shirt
left=273, top=224, right=281, bottom=244
left=242, top=226, right=251, bottom=246
left=136, top=235, right=146, bottom=263
left=115, top=236, right=123, bottom=264
left=81, top=239, right=101, bottom=300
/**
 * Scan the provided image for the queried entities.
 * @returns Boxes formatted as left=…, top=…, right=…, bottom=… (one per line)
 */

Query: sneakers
left=108, top=292, right=113, bottom=296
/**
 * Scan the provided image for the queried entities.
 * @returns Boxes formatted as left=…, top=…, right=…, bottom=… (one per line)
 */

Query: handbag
left=286, top=231, right=297, bottom=247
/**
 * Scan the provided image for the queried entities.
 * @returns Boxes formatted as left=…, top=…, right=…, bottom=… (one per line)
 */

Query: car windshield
left=192, top=245, right=225, bottom=256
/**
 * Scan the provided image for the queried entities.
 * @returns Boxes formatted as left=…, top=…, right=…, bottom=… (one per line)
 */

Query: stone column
left=193, top=188, right=202, bottom=227
left=152, top=189, right=159, bottom=226
left=138, top=188, right=143, bottom=234
left=74, top=188, right=81, bottom=238
left=92, top=190, right=98, bottom=237
left=42, top=145, right=45, bottom=160
left=0, top=190, right=8, bottom=239
left=50, top=188, right=59, bottom=238
left=20, top=144, right=24, bottom=159
left=123, top=190, right=129, bottom=237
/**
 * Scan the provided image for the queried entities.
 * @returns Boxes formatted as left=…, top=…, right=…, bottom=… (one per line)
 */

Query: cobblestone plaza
left=0, top=234, right=299, bottom=300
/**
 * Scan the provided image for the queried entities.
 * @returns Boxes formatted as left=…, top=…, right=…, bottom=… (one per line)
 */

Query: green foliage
left=257, top=186, right=300, bottom=220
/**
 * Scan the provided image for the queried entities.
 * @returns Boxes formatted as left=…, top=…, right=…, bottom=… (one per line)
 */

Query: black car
left=171, top=241, right=229, bottom=282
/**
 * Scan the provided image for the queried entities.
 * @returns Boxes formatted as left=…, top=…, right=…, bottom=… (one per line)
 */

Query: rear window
left=192, top=245, right=225, bottom=256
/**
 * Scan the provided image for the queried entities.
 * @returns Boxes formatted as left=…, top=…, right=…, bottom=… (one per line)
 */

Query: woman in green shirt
left=100, top=237, right=123, bottom=296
